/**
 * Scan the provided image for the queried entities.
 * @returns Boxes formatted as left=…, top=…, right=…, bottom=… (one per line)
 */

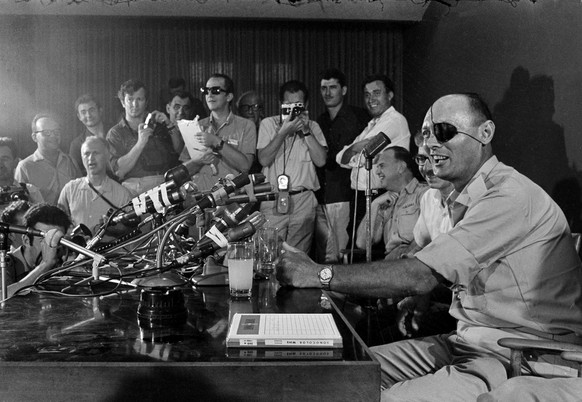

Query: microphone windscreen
left=363, top=132, right=391, bottom=159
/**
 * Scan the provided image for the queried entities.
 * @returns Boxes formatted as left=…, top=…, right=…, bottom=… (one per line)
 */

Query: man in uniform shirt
left=277, top=93, right=582, bottom=401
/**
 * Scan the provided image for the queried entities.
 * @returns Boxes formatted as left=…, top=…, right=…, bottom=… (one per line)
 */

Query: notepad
left=226, top=313, right=343, bottom=348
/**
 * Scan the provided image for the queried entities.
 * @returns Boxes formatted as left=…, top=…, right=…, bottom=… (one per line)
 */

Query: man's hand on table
left=276, top=242, right=322, bottom=288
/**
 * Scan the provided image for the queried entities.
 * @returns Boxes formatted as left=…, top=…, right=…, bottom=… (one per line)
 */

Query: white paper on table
left=177, top=116, right=212, bottom=160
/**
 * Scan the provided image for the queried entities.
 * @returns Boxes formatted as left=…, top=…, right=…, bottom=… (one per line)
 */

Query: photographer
left=107, top=79, right=181, bottom=196
left=0, top=137, right=43, bottom=212
left=257, top=80, right=327, bottom=253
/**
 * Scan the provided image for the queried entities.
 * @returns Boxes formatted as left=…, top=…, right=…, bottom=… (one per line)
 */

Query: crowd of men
left=0, top=71, right=581, bottom=400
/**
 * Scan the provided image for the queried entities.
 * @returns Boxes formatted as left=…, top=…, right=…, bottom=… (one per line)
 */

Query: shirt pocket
left=395, top=204, right=420, bottom=243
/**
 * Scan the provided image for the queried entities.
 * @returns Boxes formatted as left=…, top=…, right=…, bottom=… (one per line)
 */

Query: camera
left=0, top=185, right=29, bottom=205
left=281, top=102, right=306, bottom=122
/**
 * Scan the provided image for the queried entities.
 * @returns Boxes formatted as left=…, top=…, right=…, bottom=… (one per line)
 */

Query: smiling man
left=15, top=113, right=80, bottom=205
left=277, top=93, right=582, bottom=401
left=355, top=146, right=427, bottom=260
left=335, top=74, right=411, bottom=230
left=179, top=73, right=256, bottom=192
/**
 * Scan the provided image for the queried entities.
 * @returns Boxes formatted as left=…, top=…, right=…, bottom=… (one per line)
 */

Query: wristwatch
left=213, top=138, right=225, bottom=151
left=318, top=265, right=334, bottom=291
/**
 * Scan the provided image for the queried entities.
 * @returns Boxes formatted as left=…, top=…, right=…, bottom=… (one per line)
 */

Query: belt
left=515, top=327, right=582, bottom=345
left=289, top=189, right=313, bottom=196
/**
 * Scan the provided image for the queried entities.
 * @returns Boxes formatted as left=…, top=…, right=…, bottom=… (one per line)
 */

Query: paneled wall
left=0, top=15, right=404, bottom=158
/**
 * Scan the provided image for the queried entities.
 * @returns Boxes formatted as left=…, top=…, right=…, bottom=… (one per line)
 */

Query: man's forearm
left=116, top=142, right=146, bottom=179
left=220, top=145, right=253, bottom=172
left=258, top=134, right=286, bottom=167
left=305, top=136, right=327, bottom=167
left=328, top=258, right=440, bottom=298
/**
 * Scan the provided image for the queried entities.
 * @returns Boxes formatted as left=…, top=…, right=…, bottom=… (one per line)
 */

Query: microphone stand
left=364, top=155, right=374, bottom=264
left=0, top=230, right=9, bottom=303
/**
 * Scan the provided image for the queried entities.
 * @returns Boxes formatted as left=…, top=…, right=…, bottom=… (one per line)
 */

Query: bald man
left=276, top=93, right=582, bottom=401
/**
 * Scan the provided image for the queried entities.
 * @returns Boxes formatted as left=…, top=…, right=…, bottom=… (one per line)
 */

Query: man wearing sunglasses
left=277, top=93, right=582, bottom=400
left=257, top=80, right=327, bottom=253
left=336, top=74, right=411, bottom=232
left=179, top=73, right=256, bottom=192
left=15, top=113, right=80, bottom=205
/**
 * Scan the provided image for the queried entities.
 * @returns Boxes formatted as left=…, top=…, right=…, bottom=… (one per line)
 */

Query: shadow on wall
left=493, top=66, right=582, bottom=231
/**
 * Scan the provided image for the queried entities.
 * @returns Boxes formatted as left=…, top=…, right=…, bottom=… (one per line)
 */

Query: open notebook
left=226, top=313, right=343, bottom=348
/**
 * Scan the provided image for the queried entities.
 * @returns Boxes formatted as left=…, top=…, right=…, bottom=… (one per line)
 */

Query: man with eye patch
left=277, top=93, right=582, bottom=401
left=179, top=73, right=256, bottom=192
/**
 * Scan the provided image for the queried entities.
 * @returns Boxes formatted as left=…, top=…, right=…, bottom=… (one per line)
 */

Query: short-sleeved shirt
left=107, top=117, right=180, bottom=180
left=336, top=106, right=411, bottom=191
left=14, top=150, right=80, bottom=205
left=416, top=156, right=582, bottom=348
left=58, top=176, right=132, bottom=233
left=316, top=104, right=369, bottom=204
left=180, top=112, right=257, bottom=191
left=375, top=178, right=428, bottom=260
left=413, top=188, right=453, bottom=248
left=257, top=116, right=327, bottom=192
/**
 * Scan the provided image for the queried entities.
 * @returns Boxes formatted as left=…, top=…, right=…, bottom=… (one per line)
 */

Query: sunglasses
left=413, top=154, right=431, bottom=166
left=200, top=86, right=228, bottom=96
left=423, top=106, right=484, bottom=144
left=239, top=104, right=263, bottom=113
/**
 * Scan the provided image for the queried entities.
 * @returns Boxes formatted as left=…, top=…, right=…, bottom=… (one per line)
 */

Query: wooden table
left=0, top=275, right=380, bottom=401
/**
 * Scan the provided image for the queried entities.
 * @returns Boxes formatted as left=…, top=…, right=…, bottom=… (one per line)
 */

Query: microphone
left=194, top=203, right=253, bottom=251
left=223, top=192, right=277, bottom=205
left=0, top=222, right=43, bottom=237
left=363, top=132, right=391, bottom=159
left=112, top=181, right=198, bottom=225
left=363, top=132, right=391, bottom=170
left=189, top=173, right=264, bottom=215
left=174, top=211, right=266, bottom=264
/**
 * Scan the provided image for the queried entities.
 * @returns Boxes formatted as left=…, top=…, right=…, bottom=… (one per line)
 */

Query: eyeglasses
left=172, top=104, right=192, bottom=112
left=239, top=104, right=263, bottom=114
left=414, top=154, right=431, bottom=166
left=423, top=106, right=483, bottom=144
left=200, top=86, right=228, bottom=96
left=34, top=129, right=62, bottom=137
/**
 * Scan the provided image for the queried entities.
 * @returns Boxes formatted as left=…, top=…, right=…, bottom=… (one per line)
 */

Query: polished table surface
left=0, top=274, right=380, bottom=401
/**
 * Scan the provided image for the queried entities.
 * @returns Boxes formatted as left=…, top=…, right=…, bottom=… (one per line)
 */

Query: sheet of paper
left=177, top=117, right=211, bottom=160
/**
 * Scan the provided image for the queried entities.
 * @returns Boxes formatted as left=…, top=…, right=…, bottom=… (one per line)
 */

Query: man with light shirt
left=257, top=80, right=327, bottom=253
left=107, top=79, right=181, bottom=196
left=278, top=93, right=582, bottom=401
left=59, top=136, right=132, bottom=237
left=15, top=113, right=80, bottom=205
left=180, top=73, right=256, bottom=192
left=336, top=74, right=411, bottom=229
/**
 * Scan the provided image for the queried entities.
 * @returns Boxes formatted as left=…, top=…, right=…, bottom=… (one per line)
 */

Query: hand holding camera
left=280, top=102, right=308, bottom=138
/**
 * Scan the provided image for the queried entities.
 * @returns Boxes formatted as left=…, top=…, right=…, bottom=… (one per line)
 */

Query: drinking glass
left=226, top=241, right=254, bottom=299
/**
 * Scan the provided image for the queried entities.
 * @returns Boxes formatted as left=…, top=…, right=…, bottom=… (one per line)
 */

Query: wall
left=0, top=16, right=402, bottom=162
left=403, top=0, right=582, bottom=229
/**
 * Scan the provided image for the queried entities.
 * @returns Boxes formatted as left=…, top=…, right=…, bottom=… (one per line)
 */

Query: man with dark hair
left=107, top=79, right=182, bottom=196
left=15, top=113, right=80, bottom=204
left=70, top=93, right=109, bottom=174
left=236, top=90, right=264, bottom=131
left=356, top=146, right=427, bottom=260
left=2, top=203, right=70, bottom=298
left=0, top=137, right=43, bottom=212
left=257, top=79, right=327, bottom=253
left=277, top=93, right=582, bottom=400
left=180, top=73, right=256, bottom=191
left=1, top=200, right=32, bottom=251
left=336, top=73, right=411, bottom=230
left=314, top=68, right=369, bottom=263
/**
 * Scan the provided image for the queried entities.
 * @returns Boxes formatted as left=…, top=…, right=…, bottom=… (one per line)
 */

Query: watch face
left=319, top=268, right=332, bottom=281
